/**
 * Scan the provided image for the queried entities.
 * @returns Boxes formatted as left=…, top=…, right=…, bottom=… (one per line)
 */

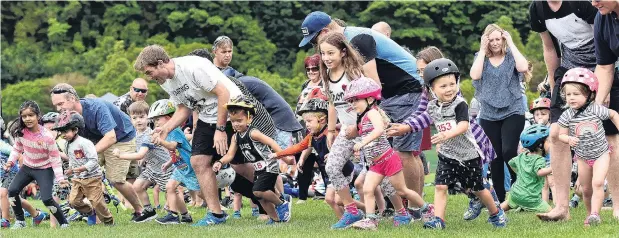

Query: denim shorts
left=275, top=129, right=293, bottom=150
left=380, top=92, right=422, bottom=152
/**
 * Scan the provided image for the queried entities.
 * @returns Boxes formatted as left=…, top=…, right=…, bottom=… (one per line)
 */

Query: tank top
left=235, top=125, right=279, bottom=174
left=327, top=70, right=357, bottom=126
left=357, top=107, right=392, bottom=161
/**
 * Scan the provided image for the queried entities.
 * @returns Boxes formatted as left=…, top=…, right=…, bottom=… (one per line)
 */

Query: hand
left=480, top=35, right=489, bottom=53
left=502, top=30, right=513, bottom=45
left=59, top=180, right=70, bottom=188
left=65, top=169, right=74, bottom=176
left=324, top=153, right=329, bottom=161
left=151, top=130, right=162, bottom=146
left=353, top=143, right=363, bottom=152
left=568, top=136, right=579, bottom=147
left=600, top=93, right=610, bottom=107
left=268, top=153, right=278, bottom=160
left=537, top=81, right=547, bottom=93
left=3, top=161, right=13, bottom=171
left=213, top=130, right=228, bottom=156
left=139, top=159, right=145, bottom=166
left=184, top=127, right=192, bottom=135
left=161, top=163, right=171, bottom=172
left=112, top=148, right=120, bottom=157
left=282, top=156, right=295, bottom=165
left=212, top=161, right=222, bottom=172
left=345, top=126, right=357, bottom=140
left=431, top=132, right=447, bottom=144
left=153, top=126, right=170, bottom=145
left=297, top=160, right=305, bottom=174
left=327, top=131, right=335, bottom=148
left=386, top=123, right=412, bottom=137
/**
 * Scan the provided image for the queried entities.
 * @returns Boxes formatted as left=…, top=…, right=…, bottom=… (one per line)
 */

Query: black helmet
left=41, top=112, right=59, bottom=124
left=297, top=88, right=329, bottom=116
left=52, top=111, right=84, bottom=131
left=423, top=58, right=460, bottom=87
left=225, top=95, right=256, bottom=115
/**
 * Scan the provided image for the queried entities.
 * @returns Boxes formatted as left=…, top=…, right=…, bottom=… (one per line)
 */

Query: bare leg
left=578, top=159, right=593, bottom=215
left=325, top=188, right=343, bottom=218
left=591, top=153, right=610, bottom=216
left=605, top=135, right=619, bottom=218
left=537, top=123, right=571, bottom=221
left=399, top=152, right=423, bottom=207
left=191, top=155, right=222, bottom=214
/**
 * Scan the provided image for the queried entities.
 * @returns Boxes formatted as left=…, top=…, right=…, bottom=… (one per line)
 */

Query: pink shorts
left=584, top=159, right=596, bottom=168
left=369, top=149, right=403, bottom=177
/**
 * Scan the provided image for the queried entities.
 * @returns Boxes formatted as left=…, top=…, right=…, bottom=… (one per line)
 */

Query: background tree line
left=1, top=1, right=545, bottom=120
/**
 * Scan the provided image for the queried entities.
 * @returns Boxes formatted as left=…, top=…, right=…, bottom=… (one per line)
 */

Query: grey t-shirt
left=557, top=103, right=610, bottom=160
left=136, top=128, right=173, bottom=174
left=427, top=97, right=479, bottom=161
left=66, top=136, right=102, bottom=179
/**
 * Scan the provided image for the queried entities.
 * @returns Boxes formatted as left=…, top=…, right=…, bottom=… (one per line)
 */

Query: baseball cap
left=299, top=11, right=332, bottom=47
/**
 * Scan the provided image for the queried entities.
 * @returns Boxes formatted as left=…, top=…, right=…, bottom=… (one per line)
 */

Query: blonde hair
left=560, top=82, right=595, bottom=108
left=302, top=111, right=327, bottom=121
left=128, top=101, right=149, bottom=116
left=134, top=45, right=171, bottom=71
left=483, top=24, right=508, bottom=58
left=317, top=32, right=365, bottom=102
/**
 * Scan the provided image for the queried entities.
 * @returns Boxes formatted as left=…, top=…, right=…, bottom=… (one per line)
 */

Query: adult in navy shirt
left=299, top=11, right=426, bottom=205
left=50, top=83, right=144, bottom=219
left=591, top=0, right=619, bottom=220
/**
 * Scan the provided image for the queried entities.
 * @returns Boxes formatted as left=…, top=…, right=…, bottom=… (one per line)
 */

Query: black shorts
left=602, top=73, right=619, bottom=135
left=435, top=154, right=484, bottom=192
left=192, top=120, right=242, bottom=162
left=252, top=171, right=278, bottom=192
left=550, top=66, right=569, bottom=124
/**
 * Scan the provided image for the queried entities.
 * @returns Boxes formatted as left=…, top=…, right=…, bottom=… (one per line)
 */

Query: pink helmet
left=343, top=77, right=382, bottom=102
left=561, top=67, right=598, bottom=92
left=530, top=97, right=551, bottom=113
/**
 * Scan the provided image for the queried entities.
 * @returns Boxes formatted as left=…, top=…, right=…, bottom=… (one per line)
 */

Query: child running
left=3, top=101, right=69, bottom=229
left=345, top=77, right=434, bottom=230
left=213, top=96, right=290, bottom=224
left=53, top=110, right=114, bottom=226
left=400, top=59, right=507, bottom=229
left=113, top=101, right=173, bottom=223
left=501, top=124, right=552, bottom=213
left=148, top=99, right=201, bottom=225
left=556, top=68, right=619, bottom=226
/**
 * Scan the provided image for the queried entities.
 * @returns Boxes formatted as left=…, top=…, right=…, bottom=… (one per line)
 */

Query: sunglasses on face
left=132, top=87, right=148, bottom=94
left=306, top=67, right=319, bottom=73
left=51, top=89, right=70, bottom=95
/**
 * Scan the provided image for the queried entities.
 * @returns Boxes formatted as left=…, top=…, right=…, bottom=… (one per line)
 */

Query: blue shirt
left=239, top=76, right=304, bottom=132
left=80, top=98, right=136, bottom=143
left=166, top=127, right=194, bottom=176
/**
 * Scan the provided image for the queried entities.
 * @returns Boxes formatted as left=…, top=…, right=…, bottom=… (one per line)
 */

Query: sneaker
left=585, top=214, right=601, bottom=227
left=60, top=223, right=70, bottom=229
left=464, top=197, right=483, bottom=221
left=1, top=218, right=10, bottom=228
left=282, top=194, right=292, bottom=219
left=11, top=220, right=26, bottom=230
left=233, top=210, right=242, bottom=219
left=381, top=208, right=395, bottom=219
left=351, top=218, right=378, bottom=231
left=393, top=213, right=412, bottom=227
left=296, top=199, right=306, bottom=205
left=180, top=214, right=193, bottom=224
left=602, top=198, right=613, bottom=210
left=134, top=209, right=157, bottom=223
left=266, top=218, right=282, bottom=225
left=276, top=202, right=291, bottom=222
left=131, top=212, right=140, bottom=222
left=32, top=210, right=48, bottom=226
left=68, top=212, right=83, bottom=222
left=192, top=212, right=226, bottom=227
left=251, top=208, right=260, bottom=217
left=156, top=213, right=180, bottom=225
left=569, top=198, right=579, bottom=208
left=87, top=211, right=97, bottom=226
left=488, top=208, right=507, bottom=228
left=23, top=209, right=31, bottom=218
left=331, top=210, right=364, bottom=229
left=408, top=208, right=422, bottom=221
left=420, top=204, right=435, bottom=223
left=423, top=216, right=445, bottom=230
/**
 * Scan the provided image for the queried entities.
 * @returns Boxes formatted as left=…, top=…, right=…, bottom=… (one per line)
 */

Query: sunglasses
left=306, top=67, right=319, bottom=73
left=132, top=87, right=148, bottom=94
left=51, top=89, right=70, bottom=95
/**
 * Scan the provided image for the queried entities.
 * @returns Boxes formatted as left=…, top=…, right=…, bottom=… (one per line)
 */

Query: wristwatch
left=216, top=125, right=226, bottom=132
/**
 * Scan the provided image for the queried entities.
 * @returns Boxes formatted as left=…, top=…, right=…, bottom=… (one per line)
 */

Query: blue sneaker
left=266, top=218, right=282, bottom=225
left=32, top=210, right=48, bottom=226
left=1, top=218, right=10, bottom=228
left=408, top=208, right=422, bottom=221
left=251, top=208, right=260, bottom=217
left=331, top=210, right=364, bottom=229
left=192, top=212, right=226, bottom=227
left=233, top=210, right=242, bottom=219
left=276, top=202, right=290, bottom=222
left=488, top=208, right=507, bottom=228
left=156, top=213, right=180, bottom=225
left=393, top=214, right=412, bottom=227
left=463, top=197, right=483, bottom=221
left=282, top=194, right=292, bottom=219
left=23, top=209, right=31, bottom=218
left=423, top=216, right=445, bottom=230
left=87, top=211, right=97, bottom=226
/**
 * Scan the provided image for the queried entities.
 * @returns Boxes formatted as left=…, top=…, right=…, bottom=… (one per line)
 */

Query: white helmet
left=216, top=167, right=236, bottom=188
left=148, top=99, right=176, bottom=119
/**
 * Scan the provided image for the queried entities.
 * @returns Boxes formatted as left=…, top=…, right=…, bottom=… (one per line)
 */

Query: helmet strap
left=356, top=98, right=376, bottom=129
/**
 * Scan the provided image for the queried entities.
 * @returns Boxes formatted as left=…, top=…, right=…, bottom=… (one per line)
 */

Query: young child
left=53, top=110, right=114, bottom=226
left=113, top=101, right=173, bottom=223
left=401, top=59, right=507, bottom=229
left=528, top=98, right=555, bottom=203
left=501, top=124, right=552, bottom=213
left=3, top=101, right=69, bottom=229
left=340, top=77, right=433, bottom=230
left=148, top=99, right=201, bottom=225
left=213, top=96, right=290, bottom=224
left=556, top=67, right=619, bottom=226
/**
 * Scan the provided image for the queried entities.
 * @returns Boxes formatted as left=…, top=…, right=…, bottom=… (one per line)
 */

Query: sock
left=420, top=203, right=429, bottom=211
left=397, top=207, right=408, bottom=216
left=344, top=203, right=358, bottom=215
left=367, top=213, right=379, bottom=221
left=212, top=213, right=225, bottom=219
left=181, top=212, right=190, bottom=218
left=144, top=204, right=153, bottom=212
left=169, top=210, right=178, bottom=215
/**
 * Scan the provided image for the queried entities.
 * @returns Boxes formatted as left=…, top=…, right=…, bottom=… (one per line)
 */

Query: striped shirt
left=358, top=108, right=391, bottom=160
left=8, top=127, right=63, bottom=181
left=557, top=103, right=610, bottom=160
left=136, top=128, right=174, bottom=174
left=228, top=77, right=276, bottom=138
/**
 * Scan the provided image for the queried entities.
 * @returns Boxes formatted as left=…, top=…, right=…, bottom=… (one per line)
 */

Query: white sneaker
left=296, top=200, right=306, bottom=204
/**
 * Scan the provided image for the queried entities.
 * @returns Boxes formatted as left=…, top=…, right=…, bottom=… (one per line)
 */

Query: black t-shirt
left=454, top=102, right=469, bottom=123
left=594, top=11, right=619, bottom=65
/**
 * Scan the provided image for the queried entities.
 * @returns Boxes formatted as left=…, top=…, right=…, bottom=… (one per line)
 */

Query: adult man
left=134, top=44, right=242, bottom=226
left=212, top=36, right=242, bottom=77
left=49, top=83, right=144, bottom=220
left=113, top=78, right=149, bottom=115
left=528, top=0, right=600, bottom=221
left=299, top=11, right=426, bottom=218
left=591, top=0, right=619, bottom=220
left=371, top=21, right=391, bottom=38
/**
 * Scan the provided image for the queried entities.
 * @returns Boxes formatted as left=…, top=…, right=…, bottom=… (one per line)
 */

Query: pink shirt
left=8, top=127, right=64, bottom=182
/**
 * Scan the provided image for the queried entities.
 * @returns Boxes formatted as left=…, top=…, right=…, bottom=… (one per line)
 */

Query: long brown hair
left=317, top=32, right=365, bottom=102
left=416, top=46, right=444, bottom=64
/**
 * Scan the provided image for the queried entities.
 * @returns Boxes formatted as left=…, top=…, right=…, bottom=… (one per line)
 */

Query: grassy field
left=2, top=151, right=618, bottom=237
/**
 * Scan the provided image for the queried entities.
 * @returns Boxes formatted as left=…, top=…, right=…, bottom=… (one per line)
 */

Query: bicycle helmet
left=561, top=67, right=598, bottom=93
left=216, top=167, right=236, bottom=189
left=343, top=76, right=382, bottom=102
left=423, top=58, right=460, bottom=87
left=41, top=112, right=59, bottom=124
left=52, top=111, right=85, bottom=131
left=225, top=95, right=256, bottom=115
left=530, top=97, right=551, bottom=113
left=520, top=124, right=550, bottom=150
left=148, top=99, right=176, bottom=119
left=297, top=88, right=328, bottom=116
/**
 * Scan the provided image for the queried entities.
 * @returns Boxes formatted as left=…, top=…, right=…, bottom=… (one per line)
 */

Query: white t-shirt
left=161, top=56, right=242, bottom=124
left=328, top=72, right=356, bottom=126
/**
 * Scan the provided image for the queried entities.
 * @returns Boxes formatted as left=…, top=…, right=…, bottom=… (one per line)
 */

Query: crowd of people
left=1, top=0, right=619, bottom=231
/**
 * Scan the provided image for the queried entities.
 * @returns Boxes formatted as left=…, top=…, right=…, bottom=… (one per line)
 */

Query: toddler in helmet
left=556, top=67, right=619, bottom=226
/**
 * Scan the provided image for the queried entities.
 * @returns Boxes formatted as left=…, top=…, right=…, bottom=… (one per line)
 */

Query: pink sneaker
left=351, top=218, right=378, bottom=231
left=584, top=213, right=601, bottom=227
left=421, top=204, right=435, bottom=223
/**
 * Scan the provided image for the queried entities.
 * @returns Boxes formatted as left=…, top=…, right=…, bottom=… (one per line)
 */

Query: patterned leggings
left=325, top=130, right=357, bottom=191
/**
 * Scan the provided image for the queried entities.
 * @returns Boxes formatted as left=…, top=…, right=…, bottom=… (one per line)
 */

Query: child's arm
left=113, top=147, right=149, bottom=160
left=5, top=138, right=23, bottom=168
left=432, top=121, right=468, bottom=144
left=327, top=102, right=337, bottom=148
left=213, top=136, right=238, bottom=171
left=608, top=109, right=619, bottom=132
left=159, top=140, right=178, bottom=151
left=271, top=134, right=311, bottom=158
left=557, top=126, right=577, bottom=146
left=296, top=148, right=312, bottom=173
left=355, top=109, right=385, bottom=150
left=537, top=167, right=552, bottom=177
left=250, top=130, right=282, bottom=153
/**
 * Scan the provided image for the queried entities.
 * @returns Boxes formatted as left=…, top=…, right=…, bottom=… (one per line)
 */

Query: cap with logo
left=299, top=11, right=332, bottom=47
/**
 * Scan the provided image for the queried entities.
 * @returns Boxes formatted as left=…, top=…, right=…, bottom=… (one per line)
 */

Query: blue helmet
left=520, top=124, right=549, bottom=150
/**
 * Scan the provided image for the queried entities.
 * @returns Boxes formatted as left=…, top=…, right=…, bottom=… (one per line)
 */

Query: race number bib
left=253, top=161, right=267, bottom=171
left=435, top=120, right=457, bottom=133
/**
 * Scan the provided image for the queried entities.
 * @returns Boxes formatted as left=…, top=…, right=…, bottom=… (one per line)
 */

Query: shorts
left=252, top=171, right=278, bottom=192
left=507, top=194, right=551, bottom=213
left=98, top=139, right=136, bottom=183
left=170, top=169, right=200, bottom=191
left=52, top=181, right=71, bottom=200
left=381, top=93, right=422, bottom=152
left=368, top=149, right=402, bottom=177
left=138, top=168, right=172, bottom=192
left=1, top=172, right=16, bottom=189
left=126, top=161, right=141, bottom=180
left=420, top=152, right=430, bottom=175
left=192, top=120, right=226, bottom=158
left=435, top=154, right=484, bottom=192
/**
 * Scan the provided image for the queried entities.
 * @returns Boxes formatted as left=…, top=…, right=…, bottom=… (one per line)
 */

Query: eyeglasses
left=132, top=87, right=148, bottom=94
left=306, top=67, right=319, bottom=73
